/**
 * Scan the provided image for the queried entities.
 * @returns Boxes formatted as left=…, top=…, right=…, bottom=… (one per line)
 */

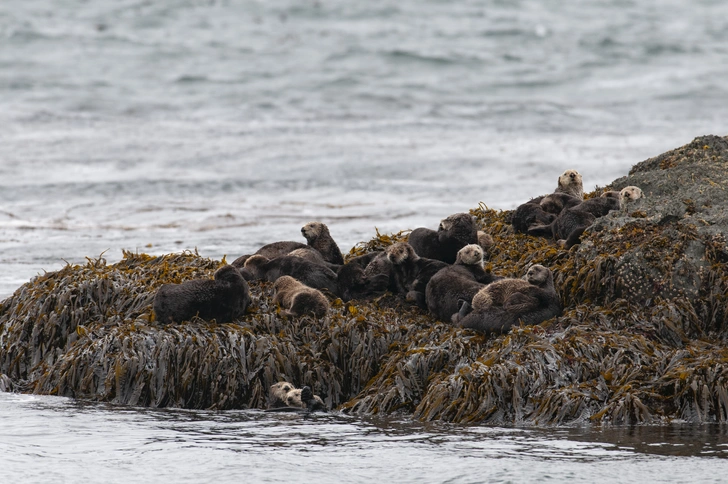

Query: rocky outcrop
left=1, top=135, right=728, bottom=424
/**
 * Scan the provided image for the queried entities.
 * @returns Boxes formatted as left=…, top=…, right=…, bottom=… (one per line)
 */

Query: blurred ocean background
left=1, top=1, right=728, bottom=481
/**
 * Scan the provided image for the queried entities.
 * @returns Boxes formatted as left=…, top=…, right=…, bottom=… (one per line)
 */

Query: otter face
left=558, top=169, right=583, bottom=189
left=386, top=242, right=414, bottom=265
left=301, top=222, right=325, bottom=242
left=620, top=186, right=643, bottom=205
left=524, top=264, right=551, bottom=286
left=457, top=244, right=484, bottom=267
left=270, top=382, right=294, bottom=396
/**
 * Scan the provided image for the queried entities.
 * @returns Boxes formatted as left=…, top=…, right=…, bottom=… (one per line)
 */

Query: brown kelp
left=2, top=135, right=728, bottom=425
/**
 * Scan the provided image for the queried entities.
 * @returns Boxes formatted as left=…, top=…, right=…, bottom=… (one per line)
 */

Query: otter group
left=150, top=169, right=644, bottom=411
left=152, top=169, right=643, bottom=334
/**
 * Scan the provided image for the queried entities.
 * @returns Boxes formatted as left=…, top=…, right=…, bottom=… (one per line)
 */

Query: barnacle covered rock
left=1, top=135, right=728, bottom=424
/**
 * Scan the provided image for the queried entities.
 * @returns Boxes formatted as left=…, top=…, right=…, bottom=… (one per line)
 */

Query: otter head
left=270, top=381, right=295, bottom=404
left=273, top=275, right=299, bottom=292
left=243, top=255, right=269, bottom=279
left=477, top=231, right=494, bottom=251
left=557, top=169, right=584, bottom=199
left=301, top=222, right=327, bottom=243
left=523, top=264, right=552, bottom=288
left=213, top=264, right=244, bottom=283
left=386, top=242, right=416, bottom=265
left=271, top=382, right=293, bottom=394
left=456, top=244, right=484, bottom=268
left=619, top=186, right=643, bottom=209
left=438, top=213, right=478, bottom=246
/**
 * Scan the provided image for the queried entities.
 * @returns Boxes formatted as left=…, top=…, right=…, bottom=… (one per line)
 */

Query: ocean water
left=3, top=393, right=728, bottom=484
left=2, top=0, right=728, bottom=480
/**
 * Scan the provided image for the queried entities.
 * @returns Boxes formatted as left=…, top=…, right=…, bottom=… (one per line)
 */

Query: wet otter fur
left=528, top=186, right=644, bottom=248
left=511, top=196, right=557, bottom=234
left=273, top=276, right=329, bottom=318
left=153, top=265, right=251, bottom=324
left=386, top=242, right=448, bottom=308
left=425, top=244, right=500, bottom=322
left=454, top=265, right=561, bottom=335
left=539, top=192, right=582, bottom=215
left=231, top=241, right=308, bottom=270
left=301, top=221, right=345, bottom=265
left=267, top=382, right=326, bottom=412
left=288, top=247, right=341, bottom=272
left=336, top=251, right=395, bottom=302
left=408, top=212, right=478, bottom=264
left=244, top=255, right=339, bottom=295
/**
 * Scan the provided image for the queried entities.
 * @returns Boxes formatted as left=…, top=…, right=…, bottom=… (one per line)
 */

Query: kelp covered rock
left=1, top=135, right=728, bottom=424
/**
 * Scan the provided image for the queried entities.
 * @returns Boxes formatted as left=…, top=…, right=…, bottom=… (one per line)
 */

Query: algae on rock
left=2, top=135, right=728, bottom=425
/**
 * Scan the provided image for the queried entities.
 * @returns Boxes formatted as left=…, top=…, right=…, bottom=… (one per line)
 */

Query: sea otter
left=243, top=254, right=339, bottom=295
left=453, top=264, right=561, bottom=335
left=301, top=221, right=345, bottom=265
left=153, top=265, right=251, bottom=324
left=469, top=264, right=552, bottom=312
left=231, top=221, right=343, bottom=270
left=273, top=276, right=330, bottom=318
left=425, top=244, right=500, bottom=322
left=268, top=382, right=326, bottom=412
left=511, top=170, right=584, bottom=234
left=386, top=242, right=448, bottom=308
left=408, top=212, right=478, bottom=264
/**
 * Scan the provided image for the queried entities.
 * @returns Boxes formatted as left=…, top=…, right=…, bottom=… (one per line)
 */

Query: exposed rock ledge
left=1, top=135, right=728, bottom=425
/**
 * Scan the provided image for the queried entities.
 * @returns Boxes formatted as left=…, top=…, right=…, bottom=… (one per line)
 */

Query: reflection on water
left=2, top=393, right=727, bottom=483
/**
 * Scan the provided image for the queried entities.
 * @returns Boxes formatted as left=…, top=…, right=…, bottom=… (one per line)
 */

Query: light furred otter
left=555, top=169, right=584, bottom=200
left=273, top=275, right=329, bottom=318
left=619, top=186, right=644, bottom=208
left=153, top=265, right=251, bottom=324
left=386, top=242, right=448, bottom=308
left=408, top=212, right=478, bottom=264
left=470, top=264, right=551, bottom=312
left=268, top=382, right=326, bottom=412
left=426, top=244, right=500, bottom=322
left=244, top=255, right=339, bottom=295
left=301, top=221, right=345, bottom=265
left=454, top=265, right=561, bottom=334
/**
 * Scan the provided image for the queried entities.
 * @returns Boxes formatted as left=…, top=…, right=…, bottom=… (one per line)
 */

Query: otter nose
left=570, top=173, right=576, bottom=179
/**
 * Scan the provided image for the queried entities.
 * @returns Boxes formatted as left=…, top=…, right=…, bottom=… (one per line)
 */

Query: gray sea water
left=2, top=1, right=728, bottom=481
